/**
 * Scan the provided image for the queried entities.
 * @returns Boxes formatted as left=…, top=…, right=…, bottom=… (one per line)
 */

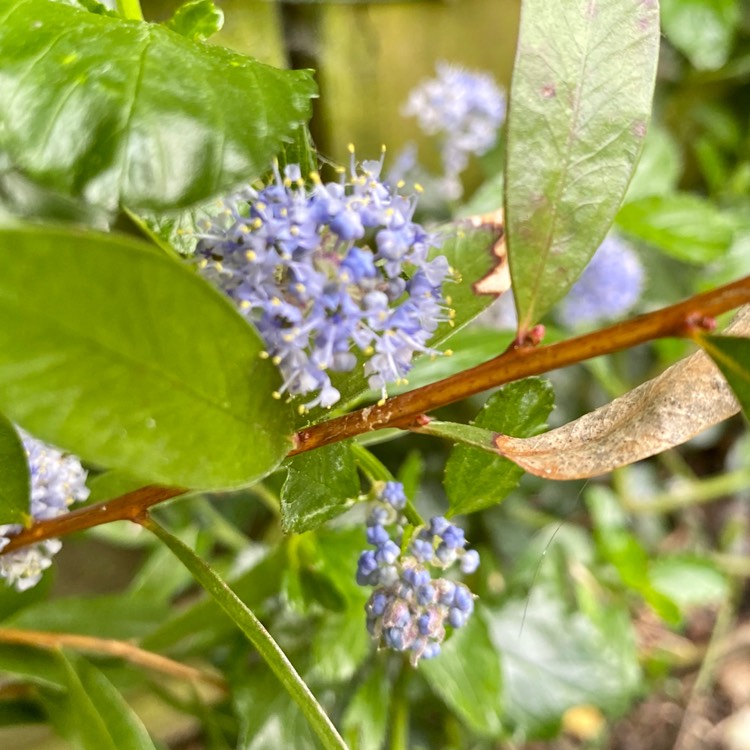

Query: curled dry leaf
left=494, top=306, right=750, bottom=479
left=467, top=209, right=511, bottom=297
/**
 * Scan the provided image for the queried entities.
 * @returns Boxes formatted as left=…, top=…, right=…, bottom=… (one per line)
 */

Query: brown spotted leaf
left=494, top=306, right=750, bottom=479
left=505, top=0, right=660, bottom=334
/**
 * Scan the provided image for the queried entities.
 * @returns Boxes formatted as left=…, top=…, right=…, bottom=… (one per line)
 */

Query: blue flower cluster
left=557, top=234, right=645, bottom=328
left=402, top=61, right=506, bottom=199
left=356, top=481, right=479, bottom=665
left=0, top=429, right=89, bottom=591
left=196, top=152, right=452, bottom=410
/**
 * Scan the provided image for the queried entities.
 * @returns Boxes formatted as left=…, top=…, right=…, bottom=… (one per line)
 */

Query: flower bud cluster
left=356, top=481, right=479, bottom=665
left=557, top=234, right=644, bottom=327
left=402, top=61, right=506, bottom=199
left=0, top=430, right=89, bottom=591
left=196, top=152, right=452, bottom=411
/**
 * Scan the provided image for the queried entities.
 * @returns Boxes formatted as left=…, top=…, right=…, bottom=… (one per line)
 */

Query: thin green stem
left=116, top=0, right=144, bottom=21
left=389, top=665, right=410, bottom=750
left=350, top=443, right=423, bottom=526
left=622, top=468, right=750, bottom=514
left=674, top=585, right=739, bottom=750
left=138, top=513, right=348, bottom=750
left=412, top=420, right=498, bottom=453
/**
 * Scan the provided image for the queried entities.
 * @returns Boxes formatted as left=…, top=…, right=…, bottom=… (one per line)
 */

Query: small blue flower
left=557, top=234, right=644, bottom=327
left=196, top=153, right=452, bottom=410
left=0, top=429, right=89, bottom=592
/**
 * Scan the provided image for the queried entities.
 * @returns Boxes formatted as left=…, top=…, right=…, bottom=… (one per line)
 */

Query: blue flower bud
left=381, top=481, right=407, bottom=510
left=375, top=540, right=400, bottom=565
left=448, top=608, right=469, bottom=629
left=367, top=524, right=390, bottom=546
left=460, top=549, right=480, bottom=574
left=453, top=584, right=474, bottom=614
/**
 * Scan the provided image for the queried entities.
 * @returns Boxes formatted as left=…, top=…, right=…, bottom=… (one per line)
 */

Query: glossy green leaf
left=0, top=225, right=294, bottom=490
left=616, top=194, right=737, bottom=264
left=0, top=0, right=316, bottom=211
left=444, top=379, right=554, bottom=515
left=167, top=0, right=224, bottom=41
left=281, top=441, right=359, bottom=533
left=699, top=334, right=750, bottom=419
left=42, top=653, right=156, bottom=750
left=487, top=591, right=640, bottom=738
left=85, top=472, right=147, bottom=506
left=132, top=125, right=316, bottom=259
left=505, top=0, right=660, bottom=333
left=661, top=0, right=740, bottom=71
left=0, top=413, right=29, bottom=525
left=421, top=606, right=503, bottom=737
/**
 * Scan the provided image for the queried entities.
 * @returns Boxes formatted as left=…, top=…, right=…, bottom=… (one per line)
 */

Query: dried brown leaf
left=468, top=209, right=511, bottom=297
left=494, top=306, right=750, bottom=479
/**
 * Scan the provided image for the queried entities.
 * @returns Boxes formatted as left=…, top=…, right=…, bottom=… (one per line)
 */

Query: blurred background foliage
left=3, top=1, right=750, bottom=749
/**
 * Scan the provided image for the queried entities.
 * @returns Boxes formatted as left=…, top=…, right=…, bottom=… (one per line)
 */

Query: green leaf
left=0, top=413, right=29, bottom=524
left=41, top=653, right=157, bottom=750
left=444, top=379, right=554, bottom=515
left=505, top=0, right=660, bottom=332
left=0, top=225, right=294, bottom=490
left=487, top=591, right=640, bottom=738
left=699, top=334, right=750, bottom=419
left=0, top=699, right=44, bottom=727
left=421, top=606, right=503, bottom=737
left=142, top=546, right=285, bottom=653
left=0, top=0, right=316, bottom=211
left=310, top=610, right=370, bottom=683
left=616, top=194, right=737, bottom=264
left=85, top=472, right=147, bottom=506
left=661, top=0, right=740, bottom=71
left=396, top=450, right=424, bottom=502
left=281, top=441, right=359, bottom=533
left=341, top=660, right=390, bottom=750
left=650, top=555, right=728, bottom=607
left=586, top=486, right=681, bottom=625
left=230, top=653, right=322, bottom=750
left=167, top=0, right=224, bottom=41
left=0, top=643, right=68, bottom=689
left=624, top=123, right=682, bottom=203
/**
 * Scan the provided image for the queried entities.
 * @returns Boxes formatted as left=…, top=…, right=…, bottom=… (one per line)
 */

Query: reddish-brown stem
left=292, top=275, right=750, bottom=454
left=3, top=274, right=750, bottom=553
left=2, top=485, right=186, bottom=554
